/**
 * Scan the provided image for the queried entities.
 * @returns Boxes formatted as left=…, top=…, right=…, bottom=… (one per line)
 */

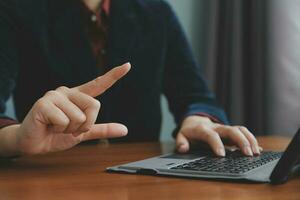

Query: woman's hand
left=176, top=115, right=261, bottom=156
left=0, top=63, right=131, bottom=156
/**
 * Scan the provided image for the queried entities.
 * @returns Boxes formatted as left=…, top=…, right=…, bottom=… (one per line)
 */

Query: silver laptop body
left=107, top=129, right=300, bottom=184
left=107, top=150, right=282, bottom=183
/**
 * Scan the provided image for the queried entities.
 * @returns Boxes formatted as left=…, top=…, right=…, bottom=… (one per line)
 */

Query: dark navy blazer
left=0, top=0, right=228, bottom=141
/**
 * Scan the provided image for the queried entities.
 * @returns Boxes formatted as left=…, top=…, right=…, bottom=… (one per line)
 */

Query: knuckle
left=223, top=125, right=233, bottom=132
left=60, top=117, right=70, bottom=127
left=91, top=99, right=101, bottom=109
left=45, top=90, right=60, bottom=97
left=75, top=114, right=87, bottom=124
left=56, top=86, right=70, bottom=93
left=238, top=125, right=246, bottom=129
left=236, top=125, right=246, bottom=131
left=92, top=77, right=102, bottom=86
left=228, top=127, right=240, bottom=135
left=34, top=99, right=48, bottom=110
left=95, top=76, right=103, bottom=82
left=194, top=124, right=206, bottom=132
left=236, top=126, right=258, bottom=144
left=227, top=127, right=250, bottom=144
left=232, top=126, right=241, bottom=132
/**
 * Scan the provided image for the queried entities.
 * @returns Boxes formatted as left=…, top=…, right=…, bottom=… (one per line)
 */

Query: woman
left=0, top=0, right=261, bottom=157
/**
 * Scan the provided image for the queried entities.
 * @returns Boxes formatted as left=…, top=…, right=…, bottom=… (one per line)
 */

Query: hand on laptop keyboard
left=175, top=116, right=262, bottom=157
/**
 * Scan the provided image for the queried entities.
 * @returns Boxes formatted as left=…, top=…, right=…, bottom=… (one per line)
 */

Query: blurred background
left=5, top=0, right=300, bottom=141
left=160, top=0, right=300, bottom=141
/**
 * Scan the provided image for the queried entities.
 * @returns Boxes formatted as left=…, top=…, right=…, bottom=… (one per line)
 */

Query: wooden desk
left=0, top=137, right=299, bottom=200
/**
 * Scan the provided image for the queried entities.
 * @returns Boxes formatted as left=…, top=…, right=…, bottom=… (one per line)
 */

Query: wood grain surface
left=0, top=136, right=299, bottom=200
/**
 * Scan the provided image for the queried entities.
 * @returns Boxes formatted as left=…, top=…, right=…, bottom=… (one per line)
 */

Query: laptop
left=107, top=128, right=300, bottom=184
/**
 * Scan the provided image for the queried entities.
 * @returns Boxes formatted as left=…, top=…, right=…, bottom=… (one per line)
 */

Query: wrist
left=182, top=115, right=212, bottom=124
left=0, top=124, right=22, bottom=158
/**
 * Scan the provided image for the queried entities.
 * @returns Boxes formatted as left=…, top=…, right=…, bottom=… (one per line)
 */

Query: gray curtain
left=200, top=0, right=270, bottom=135
left=198, top=0, right=300, bottom=136
left=268, top=0, right=300, bottom=136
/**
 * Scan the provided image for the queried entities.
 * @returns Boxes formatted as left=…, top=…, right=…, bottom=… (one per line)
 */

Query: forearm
left=162, top=2, right=228, bottom=125
left=0, top=124, right=20, bottom=157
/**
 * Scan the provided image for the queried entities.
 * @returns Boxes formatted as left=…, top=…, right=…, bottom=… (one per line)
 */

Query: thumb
left=80, top=123, right=128, bottom=141
left=176, top=132, right=190, bottom=153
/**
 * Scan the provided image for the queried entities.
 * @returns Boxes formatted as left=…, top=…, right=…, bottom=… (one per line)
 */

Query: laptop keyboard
left=171, top=151, right=282, bottom=174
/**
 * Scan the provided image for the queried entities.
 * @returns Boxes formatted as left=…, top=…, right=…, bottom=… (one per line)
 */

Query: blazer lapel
left=47, top=0, right=98, bottom=86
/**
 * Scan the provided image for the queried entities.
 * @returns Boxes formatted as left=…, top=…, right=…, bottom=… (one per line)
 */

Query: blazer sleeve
left=161, top=1, right=229, bottom=127
left=0, top=0, right=19, bottom=125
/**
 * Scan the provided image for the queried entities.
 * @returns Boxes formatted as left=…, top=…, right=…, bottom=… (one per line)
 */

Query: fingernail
left=252, top=146, right=260, bottom=155
left=244, top=146, right=253, bottom=156
left=118, top=125, right=128, bottom=136
left=217, top=148, right=225, bottom=157
left=178, top=144, right=187, bottom=153
left=124, top=62, right=131, bottom=67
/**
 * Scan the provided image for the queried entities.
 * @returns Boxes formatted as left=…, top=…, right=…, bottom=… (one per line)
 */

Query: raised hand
left=1, top=63, right=131, bottom=156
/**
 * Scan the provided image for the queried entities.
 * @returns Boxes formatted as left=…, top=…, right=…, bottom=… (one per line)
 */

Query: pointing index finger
left=74, top=63, right=131, bottom=97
